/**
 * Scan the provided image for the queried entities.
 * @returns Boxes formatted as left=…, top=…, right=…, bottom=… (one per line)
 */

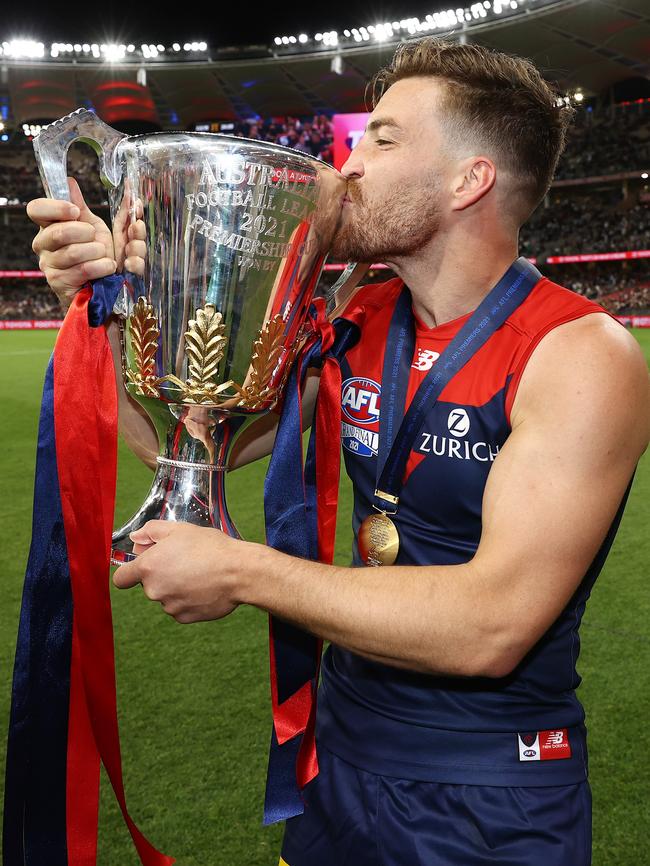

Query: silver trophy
left=33, top=108, right=349, bottom=562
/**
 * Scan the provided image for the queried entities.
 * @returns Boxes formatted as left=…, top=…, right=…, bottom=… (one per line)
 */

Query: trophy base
left=110, top=454, right=238, bottom=565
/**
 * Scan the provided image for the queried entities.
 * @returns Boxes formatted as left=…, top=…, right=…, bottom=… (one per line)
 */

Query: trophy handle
left=326, top=261, right=370, bottom=320
left=32, top=107, right=126, bottom=201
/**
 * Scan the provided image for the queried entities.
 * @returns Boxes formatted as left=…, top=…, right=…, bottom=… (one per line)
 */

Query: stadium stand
left=1, top=0, right=650, bottom=325
left=2, top=104, right=650, bottom=321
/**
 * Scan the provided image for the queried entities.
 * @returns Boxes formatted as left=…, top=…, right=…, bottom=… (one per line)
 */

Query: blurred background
left=0, top=1, right=648, bottom=864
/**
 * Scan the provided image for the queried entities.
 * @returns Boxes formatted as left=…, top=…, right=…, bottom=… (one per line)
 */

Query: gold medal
left=358, top=511, right=400, bottom=566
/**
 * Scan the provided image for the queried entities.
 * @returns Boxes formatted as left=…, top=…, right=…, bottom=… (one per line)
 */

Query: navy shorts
left=280, top=744, right=592, bottom=866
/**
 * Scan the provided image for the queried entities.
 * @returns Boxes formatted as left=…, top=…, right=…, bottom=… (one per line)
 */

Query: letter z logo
left=447, top=408, right=470, bottom=438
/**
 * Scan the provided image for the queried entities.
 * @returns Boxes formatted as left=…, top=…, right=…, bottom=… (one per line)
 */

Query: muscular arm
left=120, top=313, right=649, bottom=676
left=231, top=314, right=648, bottom=676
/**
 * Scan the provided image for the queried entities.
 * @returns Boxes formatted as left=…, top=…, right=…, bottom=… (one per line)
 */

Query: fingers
left=45, top=259, right=117, bottom=294
left=130, top=520, right=176, bottom=545
left=112, top=560, right=143, bottom=590
left=67, top=177, right=96, bottom=221
left=33, top=220, right=96, bottom=254
left=128, top=218, right=146, bottom=241
left=26, top=198, right=80, bottom=228
left=45, top=241, right=109, bottom=271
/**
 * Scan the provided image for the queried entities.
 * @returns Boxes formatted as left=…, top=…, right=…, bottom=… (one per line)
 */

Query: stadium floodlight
left=172, top=43, right=180, bottom=51
left=574, top=91, right=584, bottom=102
left=83, top=43, right=90, bottom=52
left=299, top=34, right=308, bottom=43
left=642, top=172, right=649, bottom=179
left=2, top=39, right=45, bottom=59
left=198, top=42, right=207, bottom=50
left=315, top=33, right=323, bottom=41
left=157, top=44, right=164, bottom=52
left=104, top=43, right=126, bottom=61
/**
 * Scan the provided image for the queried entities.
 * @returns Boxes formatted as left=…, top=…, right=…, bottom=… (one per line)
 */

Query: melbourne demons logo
left=341, top=377, right=381, bottom=425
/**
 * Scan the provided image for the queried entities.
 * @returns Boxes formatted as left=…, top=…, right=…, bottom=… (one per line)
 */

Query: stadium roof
left=2, top=0, right=650, bottom=127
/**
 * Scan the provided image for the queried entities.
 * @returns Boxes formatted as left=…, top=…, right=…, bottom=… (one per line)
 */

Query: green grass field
left=1, top=328, right=648, bottom=865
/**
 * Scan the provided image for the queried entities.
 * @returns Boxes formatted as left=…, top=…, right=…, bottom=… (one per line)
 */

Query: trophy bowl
left=33, top=108, right=347, bottom=562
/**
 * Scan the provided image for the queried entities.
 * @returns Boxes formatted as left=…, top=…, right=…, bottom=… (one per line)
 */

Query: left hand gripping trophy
left=3, top=108, right=347, bottom=865
left=34, top=108, right=346, bottom=556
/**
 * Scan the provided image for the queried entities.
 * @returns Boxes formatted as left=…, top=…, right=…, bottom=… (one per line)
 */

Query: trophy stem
left=111, top=413, right=250, bottom=565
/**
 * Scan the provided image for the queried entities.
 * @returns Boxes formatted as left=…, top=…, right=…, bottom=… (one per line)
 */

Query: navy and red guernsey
left=315, top=271, right=631, bottom=787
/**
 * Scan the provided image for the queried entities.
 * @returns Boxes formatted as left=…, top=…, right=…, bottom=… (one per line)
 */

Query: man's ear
left=450, top=156, right=497, bottom=211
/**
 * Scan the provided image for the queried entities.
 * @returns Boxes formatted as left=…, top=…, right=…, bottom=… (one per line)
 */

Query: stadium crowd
left=3, top=262, right=649, bottom=321
left=519, top=196, right=650, bottom=259
left=556, top=106, right=650, bottom=180
left=1, top=104, right=649, bottom=319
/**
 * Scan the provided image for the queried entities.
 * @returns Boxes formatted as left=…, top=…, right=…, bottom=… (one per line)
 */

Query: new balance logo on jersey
left=518, top=729, right=572, bottom=761
left=412, top=348, right=440, bottom=371
left=341, top=378, right=381, bottom=425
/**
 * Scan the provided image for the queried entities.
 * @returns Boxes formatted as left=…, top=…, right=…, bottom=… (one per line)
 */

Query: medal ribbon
left=373, top=257, right=542, bottom=514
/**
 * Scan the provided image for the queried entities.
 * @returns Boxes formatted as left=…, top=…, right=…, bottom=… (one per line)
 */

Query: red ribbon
left=54, top=288, right=174, bottom=865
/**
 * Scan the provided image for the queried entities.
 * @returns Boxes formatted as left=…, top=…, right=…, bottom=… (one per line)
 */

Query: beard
left=331, top=174, right=442, bottom=262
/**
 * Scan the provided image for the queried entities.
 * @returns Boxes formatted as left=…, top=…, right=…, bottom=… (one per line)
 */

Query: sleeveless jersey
left=316, top=273, right=631, bottom=786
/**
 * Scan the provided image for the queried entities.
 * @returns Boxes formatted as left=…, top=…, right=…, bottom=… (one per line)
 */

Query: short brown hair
left=368, top=38, right=574, bottom=222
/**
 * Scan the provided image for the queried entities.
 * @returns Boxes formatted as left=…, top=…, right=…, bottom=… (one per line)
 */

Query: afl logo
left=523, top=749, right=537, bottom=758
left=447, top=408, right=470, bottom=437
left=341, top=377, right=381, bottom=425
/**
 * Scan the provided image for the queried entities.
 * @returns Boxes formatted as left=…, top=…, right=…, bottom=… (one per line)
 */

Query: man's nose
left=340, top=144, right=364, bottom=179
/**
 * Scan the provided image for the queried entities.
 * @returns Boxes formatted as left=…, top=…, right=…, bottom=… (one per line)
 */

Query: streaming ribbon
left=262, top=298, right=360, bottom=824
left=3, top=274, right=174, bottom=866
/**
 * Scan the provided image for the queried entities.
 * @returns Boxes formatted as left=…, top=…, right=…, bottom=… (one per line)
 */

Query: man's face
left=332, top=77, right=451, bottom=262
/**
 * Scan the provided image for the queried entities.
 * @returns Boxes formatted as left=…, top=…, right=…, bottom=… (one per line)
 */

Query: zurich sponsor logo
left=341, top=377, right=381, bottom=425
left=447, top=407, right=471, bottom=437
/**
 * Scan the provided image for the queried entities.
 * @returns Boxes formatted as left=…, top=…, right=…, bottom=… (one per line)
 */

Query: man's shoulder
left=511, top=309, right=649, bottom=452
left=507, top=276, right=607, bottom=339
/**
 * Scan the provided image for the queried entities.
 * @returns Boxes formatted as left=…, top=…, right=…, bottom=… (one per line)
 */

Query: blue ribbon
left=262, top=315, right=359, bottom=824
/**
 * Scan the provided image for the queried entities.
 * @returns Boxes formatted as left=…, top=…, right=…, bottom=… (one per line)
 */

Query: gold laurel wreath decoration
left=235, top=315, right=289, bottom=410
left=125, top=296, right=161, bottom=397
left=161, top=304, right=229, bottom=404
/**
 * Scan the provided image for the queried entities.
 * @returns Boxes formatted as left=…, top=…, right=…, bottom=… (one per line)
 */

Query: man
left=28, top=38, right=649, bottom=866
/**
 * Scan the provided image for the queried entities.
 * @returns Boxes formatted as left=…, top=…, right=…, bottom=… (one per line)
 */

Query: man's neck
left=385, top=228, right=520, bottom=328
